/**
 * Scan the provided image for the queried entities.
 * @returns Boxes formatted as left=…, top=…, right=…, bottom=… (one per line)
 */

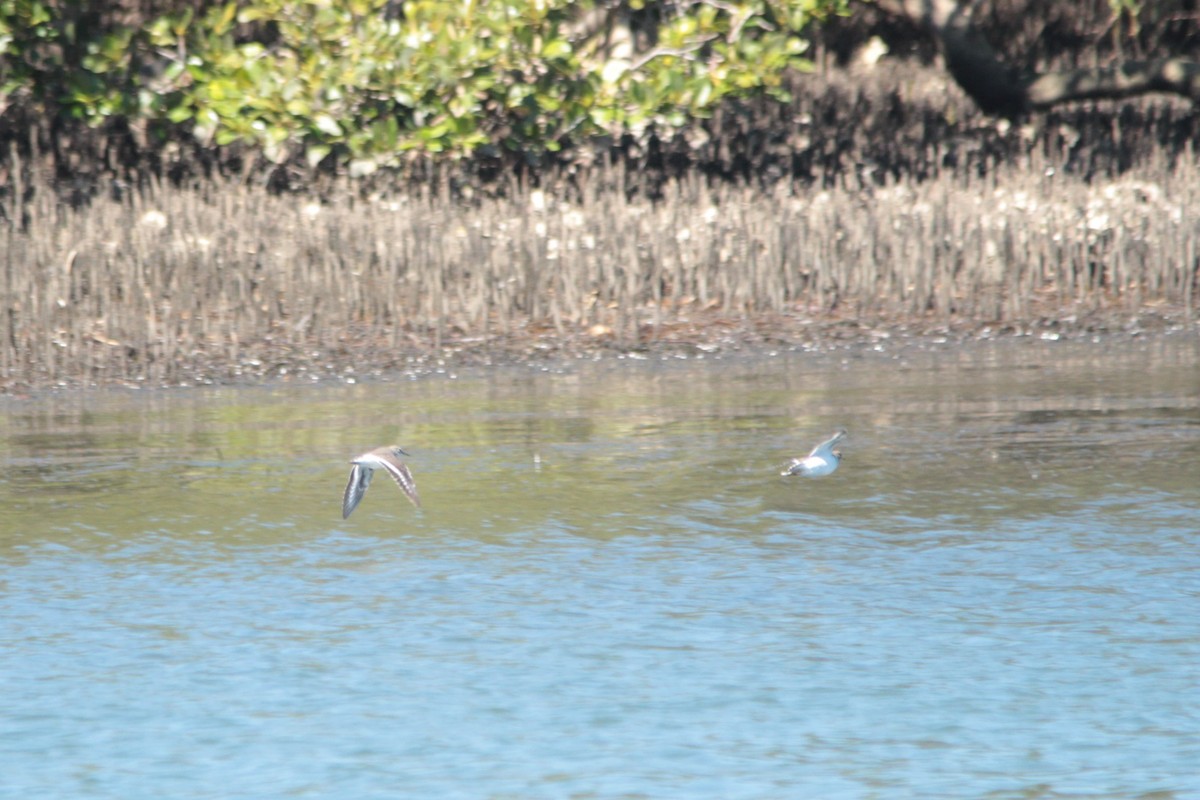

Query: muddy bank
left=3, top=300, right=1192, bottom=395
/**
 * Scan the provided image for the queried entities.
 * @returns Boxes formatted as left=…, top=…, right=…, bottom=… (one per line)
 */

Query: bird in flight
left=781, top=429, right=847, bottom=478
left=342, top=446, right=421, bottom=519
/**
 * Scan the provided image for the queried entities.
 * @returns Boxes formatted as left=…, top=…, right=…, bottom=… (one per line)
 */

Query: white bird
left=781, top=429, right=847, bottom=478
left=342, top=446, right=421, bottom=519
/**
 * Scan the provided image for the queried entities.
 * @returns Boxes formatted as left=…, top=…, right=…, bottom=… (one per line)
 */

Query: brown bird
left=342, top=446, right=420, bottom=519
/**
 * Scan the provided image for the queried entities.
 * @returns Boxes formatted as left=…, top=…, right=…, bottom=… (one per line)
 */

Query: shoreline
left=4, top=305, right=1193, bottom=396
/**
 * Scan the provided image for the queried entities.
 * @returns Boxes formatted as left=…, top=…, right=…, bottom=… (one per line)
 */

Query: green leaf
left=541, top=38, right=572, bottom=59
left=305, top=143, right=332, bottom=168
left=166, top=105, right=194, bottom=123
left=314, top=113, right=343, bottom=136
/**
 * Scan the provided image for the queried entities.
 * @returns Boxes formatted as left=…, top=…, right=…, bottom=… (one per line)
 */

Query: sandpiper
left=342, top=446, right=421, bottom=519
left=781, top=429, right=847, bottom=478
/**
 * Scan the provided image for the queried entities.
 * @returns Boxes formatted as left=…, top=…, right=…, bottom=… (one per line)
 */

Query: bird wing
left=342, top=464, right=372, bottom=519
left=808, top=439, right=834, bottom=459
left=813, top=430, right=846, bottom=456
left=377, top=457, right=421, bottom=508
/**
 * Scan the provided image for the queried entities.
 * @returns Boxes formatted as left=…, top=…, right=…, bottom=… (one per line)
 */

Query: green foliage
left=0, top=0, right=65, bottom=103
left=0, top=0, right=850, bottom=169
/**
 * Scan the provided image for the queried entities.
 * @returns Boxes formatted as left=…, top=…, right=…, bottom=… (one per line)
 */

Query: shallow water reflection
left=2, top=336, right=1199, bottom=798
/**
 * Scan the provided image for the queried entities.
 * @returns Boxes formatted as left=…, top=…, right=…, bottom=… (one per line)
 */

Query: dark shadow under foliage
left=1, top=0, right=1199, bottom=207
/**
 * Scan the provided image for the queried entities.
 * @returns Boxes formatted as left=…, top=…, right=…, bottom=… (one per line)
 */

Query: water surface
left=3, top=335, right=1199, bottom=798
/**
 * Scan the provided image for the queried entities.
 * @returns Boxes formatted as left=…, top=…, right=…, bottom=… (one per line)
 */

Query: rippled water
left=3, top=336, right=1199, bottom=798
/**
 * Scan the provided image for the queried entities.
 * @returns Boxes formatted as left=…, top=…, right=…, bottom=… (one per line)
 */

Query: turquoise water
left=2, top=336, right=1199, bottom=798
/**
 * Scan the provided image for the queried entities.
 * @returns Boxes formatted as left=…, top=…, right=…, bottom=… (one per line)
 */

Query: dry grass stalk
left=1, top=153, right=1196, bottom=388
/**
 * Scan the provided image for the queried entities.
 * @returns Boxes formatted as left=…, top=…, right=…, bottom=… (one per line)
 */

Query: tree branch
left=872, top=0, right=1200, bottom=118
left=1026, top=59, right=1200, bottom=109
